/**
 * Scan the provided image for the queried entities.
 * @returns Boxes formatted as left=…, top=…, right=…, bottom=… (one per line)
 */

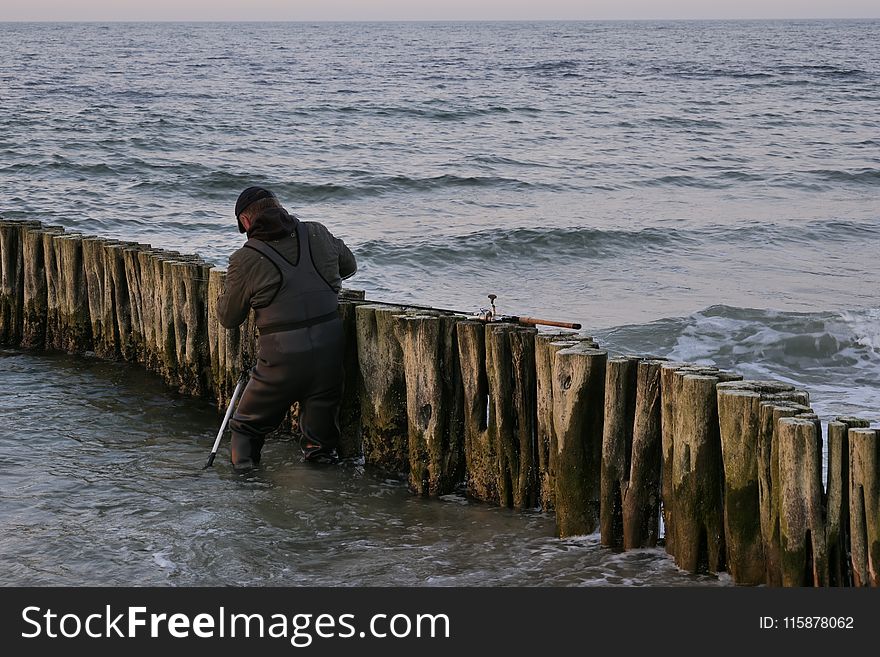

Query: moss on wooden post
left=552, top=344, right=606, bottom=537
left=457, top=319, right=495, bottom=502
left=849, top=427, right=879, bottom=587
left=104, top=242, right=137, bottom=362
left=717, top=380, right=809, bottom=585
left=158, top=259, right=180, bottom=385
left=535, top=332, right=592, bottom=511
left=660, top=363, right=741, bottom=558
left=672, top=373, right=726, bottom=573
left=135, top=249, right=159, bottom=370
left=169, top=260, right=209, bottom=395
left=622, top=358, right=664, bottom=549
left=659, top=361, right=688, bottom=555
left=207, top=268, right=232, bottom=407
left=45, top=234, right=91, bottom=353
left=395, top=313, right=464, bottom=496
left=336, top=297, right=364, bottom=460
left=21, top=226, right=62, bottom=348
left=356, top=304, right=408, bottom=473
left=42, top=232, right=63, bottom=351
left=81, top=237, right=115, bottom=358
left=485, top=323, right=539, bottom=509
left=826, top=417, right=870, bottom=587
left=122, top=245, right=149, bottom=363
left=758, top=401, right=812, bottom=586
left=777, top=416, right=828, bottom=586
left=601, top=356, right=639, bottom=548
left=0, top=219, right=40, bottom=346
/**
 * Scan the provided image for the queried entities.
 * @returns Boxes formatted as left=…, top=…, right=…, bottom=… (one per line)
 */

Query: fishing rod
left=343, top=293, right=582, bottom=330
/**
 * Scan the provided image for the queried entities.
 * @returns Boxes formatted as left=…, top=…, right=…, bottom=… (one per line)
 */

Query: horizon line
left=1, top=16, right=879, bottom=23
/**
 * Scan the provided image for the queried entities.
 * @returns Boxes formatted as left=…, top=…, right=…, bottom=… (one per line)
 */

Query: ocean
left=0, top=20, right=877, bottom=585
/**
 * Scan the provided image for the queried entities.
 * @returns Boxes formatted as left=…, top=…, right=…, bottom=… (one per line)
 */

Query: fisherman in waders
left=217, top=187, right=357, bottom=472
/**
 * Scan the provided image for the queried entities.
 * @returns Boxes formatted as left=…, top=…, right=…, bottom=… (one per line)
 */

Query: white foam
left=838, top=307, right=880, bottom=353
left=665, top=306, right=880, bottom=419
left=152, top=551, right=176, bottom=570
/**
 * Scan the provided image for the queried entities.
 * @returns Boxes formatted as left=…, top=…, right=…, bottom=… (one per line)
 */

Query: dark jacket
left=217, top=208, right=357, bottom=329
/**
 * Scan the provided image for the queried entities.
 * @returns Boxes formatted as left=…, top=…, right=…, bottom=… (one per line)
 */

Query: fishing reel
left=476, top=294, right=498, bottom=321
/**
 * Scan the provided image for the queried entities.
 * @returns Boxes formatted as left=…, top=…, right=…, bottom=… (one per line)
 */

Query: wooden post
left=552, top=343, right=606, bottom=537
left=122, top=245, right=149, bottom=363
left=485, top=323, right=539, bottom=509
left=849, top=427, right=879, bottom=587
left=758, top=401, right=812, bottom=586
left=42, top=231, right=63, bottom=352
left=356, top=304, right=409, bottom=473
left=660, top=363, right=741, bottom=557
left=45, top=234, right=91, bottom=353
left=457, top=319, right=494, bottom=502
left=826, top=417, right=870, bottom=587
left=716, top=380, right=808, bottom=584
left=672, top=373, right=726, bottom=573
left=142, top=249, right=161, bottom=371
left=395, top=313, right=464, bottom=496
left=81, top=237, right=115, bottom=359
left=159, top=259, right=179, bottom=386
left=337, top=297, right=364, bottom=460
left=169, top=260, right=209, bottom=395
left=104, top=242, right=137, bottom=362
left=0, top=220, right=40, bottom=346
left=601, top=356, right=639, bottom=548
left=21, top=226, right=62, bottom=349
left=777, top=416, right=828, bottom=586
left=659, top=361, right=688, bottom=555
left=622, top=358, right=664, bottom=549
left=0, top=219, right=19, bottom=345
left=207, top=268, right=233, bottom=408
left=135, top=249, right=159, bottom=370
left=441, top=315, right=465, bottom=491
left=535, top=332, right=593, bottom=511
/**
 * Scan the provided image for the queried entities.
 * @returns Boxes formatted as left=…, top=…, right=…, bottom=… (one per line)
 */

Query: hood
left=245, top=206, right=298, bottom=241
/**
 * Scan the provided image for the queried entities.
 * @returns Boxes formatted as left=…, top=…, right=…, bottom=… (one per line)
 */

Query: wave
left=650, top=66, right=774, bottom=80
left=505, top=60, right=581, bottom=75
left=303, top=104, right=542, bottom=121
left=635, top=167, right=880, bottom=190
left=651, top=64, right=874, bottom=83
left=357, top=225, right=686, bottom=265
left=6, top=155, right=559, bottom=201
left=646, top=116, right=725, bottom=129
left=260, top=173, right=561, bottom=201
left=598, top=304, right=880, bottom=419
left=774, top=64, right=872, bottom=79
left=801, top=168, right=880, bottom=185
left=355, top=218, right=880, bottom=268
left=668, top=305, right=880, bottom=418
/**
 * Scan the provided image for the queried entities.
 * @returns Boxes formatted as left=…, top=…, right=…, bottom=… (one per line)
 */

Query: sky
left=1, top=1, right=878, bottom=21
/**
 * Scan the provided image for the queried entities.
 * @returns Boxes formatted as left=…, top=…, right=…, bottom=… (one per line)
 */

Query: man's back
left=217, top=219, right=356, bottom=329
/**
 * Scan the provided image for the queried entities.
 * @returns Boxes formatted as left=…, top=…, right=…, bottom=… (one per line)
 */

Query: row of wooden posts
left=0, top=218, right=877, bottom=587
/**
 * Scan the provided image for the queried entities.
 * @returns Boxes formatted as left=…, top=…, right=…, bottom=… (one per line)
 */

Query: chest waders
left=229, top=221, right=344, bottom=471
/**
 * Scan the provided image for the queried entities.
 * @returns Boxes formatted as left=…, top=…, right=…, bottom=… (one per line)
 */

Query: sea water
left=0, top=20, right=877, bottom=585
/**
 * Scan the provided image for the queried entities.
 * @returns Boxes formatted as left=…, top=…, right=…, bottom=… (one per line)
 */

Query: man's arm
left=337, top=237, right=357, bottom=281
left=306, top=222, right=357, bottom=290
left=216, top=249, right=255, bottom=329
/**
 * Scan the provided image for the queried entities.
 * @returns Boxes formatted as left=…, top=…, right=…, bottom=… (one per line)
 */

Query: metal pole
left=202, top=372, right=248, bottom=469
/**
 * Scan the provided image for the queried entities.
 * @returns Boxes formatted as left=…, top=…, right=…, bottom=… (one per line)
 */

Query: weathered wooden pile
left=1, top=218, right=877, bottom=587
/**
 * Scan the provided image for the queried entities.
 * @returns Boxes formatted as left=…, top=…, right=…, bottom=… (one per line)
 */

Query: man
left=217, top=186, right=357, bottom=472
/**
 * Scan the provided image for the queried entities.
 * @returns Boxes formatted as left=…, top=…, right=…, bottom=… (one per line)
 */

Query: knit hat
left=235, top=186, right=277, bottom=233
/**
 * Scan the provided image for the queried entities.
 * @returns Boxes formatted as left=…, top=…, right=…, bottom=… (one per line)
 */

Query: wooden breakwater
left=0, top=217, right=877, bottom=587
